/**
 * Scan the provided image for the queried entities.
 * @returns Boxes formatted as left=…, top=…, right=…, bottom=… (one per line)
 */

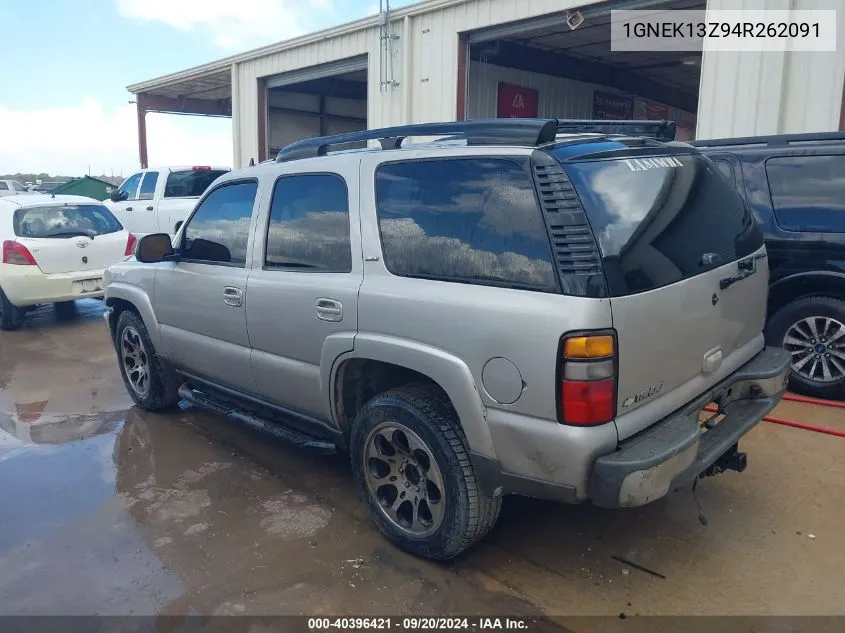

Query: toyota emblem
left=76, top=239, right=89, bottom=248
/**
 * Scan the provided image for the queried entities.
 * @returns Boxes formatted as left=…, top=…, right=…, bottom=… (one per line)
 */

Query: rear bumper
left=588, top=346, right=791, bottom=508
left=1, top=266, right=106, bottom=306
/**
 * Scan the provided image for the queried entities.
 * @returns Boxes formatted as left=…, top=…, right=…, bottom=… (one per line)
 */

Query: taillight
left=2, top=240, right=37, bottom=266
left=558, top=331, right=617, bottom=426
left=125, top=233, right=137, bottom=257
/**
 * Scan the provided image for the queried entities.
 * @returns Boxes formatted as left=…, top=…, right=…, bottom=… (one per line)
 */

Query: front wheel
left=114, top=310, right=181, bottom=410
left=766, top=295, right=845, bottom=400
left=350, top=384, right=501, bottom=560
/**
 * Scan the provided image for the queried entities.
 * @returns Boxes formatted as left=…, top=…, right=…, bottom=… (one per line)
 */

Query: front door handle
left=315, top=298, right=342, bottom=322
left=223, top=286, right=243, bottom=307
left=146, top=206, right=154, bottom=211
left=125, top=206, right=133, bottom=212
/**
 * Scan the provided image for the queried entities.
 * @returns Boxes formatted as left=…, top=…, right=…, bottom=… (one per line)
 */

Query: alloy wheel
left=783, top=316, right=845, bottom=383
left=120, top=326, right=150, bottom=396
left=363, top=421, right=446, bottom=538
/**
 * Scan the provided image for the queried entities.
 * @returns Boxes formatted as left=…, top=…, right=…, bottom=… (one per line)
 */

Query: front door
left=246, top=161, right=362, bottom=419
left=154, top=179, right=261, bottom=394
left=133, top=170, right=161, bottom=235
left=110, top=172, right=143, bottom=231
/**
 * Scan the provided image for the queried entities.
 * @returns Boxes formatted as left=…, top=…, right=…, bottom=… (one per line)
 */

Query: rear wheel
left=115, top=310, right=181, bottom=411
left=766, top=295, right=845, bottom=400
left=350, top=383, right=501, bottom=560
left=0, top=289, right=26, bottom=331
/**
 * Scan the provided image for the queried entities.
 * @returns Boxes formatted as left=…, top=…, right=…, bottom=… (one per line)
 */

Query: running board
left=178, top=384, right=336, bottom=454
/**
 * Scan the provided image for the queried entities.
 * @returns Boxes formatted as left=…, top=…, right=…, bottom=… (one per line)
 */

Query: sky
left=0, top=0, right=413, bottom=177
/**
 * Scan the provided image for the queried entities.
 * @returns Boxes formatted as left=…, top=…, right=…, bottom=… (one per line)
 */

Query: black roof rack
left=275, top=119, right=559, bottom=162
left=273, top=118, right=678, bottom=162
left=556, top=119, right=676, bottom=142
left=692, top=131, right=845, bottom=148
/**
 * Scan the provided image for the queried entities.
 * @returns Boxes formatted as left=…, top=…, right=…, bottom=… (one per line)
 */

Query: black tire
left=0, top=289, right=26, bottom=331
left=350, top=383, right=501, bottom=560
left=766, top=295, right=845, bottom=400
left=114, top=310, right=181, bottom=411
left=54, top=300, right=77, bottom=321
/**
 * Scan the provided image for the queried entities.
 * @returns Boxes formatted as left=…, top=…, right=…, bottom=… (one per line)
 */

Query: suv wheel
left=115, top=310, right=181, bottom=410
left=350, top=383, right=501, bottom=560
left=0, top=289, right=26, bottom=331
left=767, top=295, right=845, bottom=400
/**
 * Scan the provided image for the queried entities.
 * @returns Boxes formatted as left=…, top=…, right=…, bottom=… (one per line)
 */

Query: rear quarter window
left=765, top=155, right=845, bottom=233
left=374, top=157, right=557, bottom=291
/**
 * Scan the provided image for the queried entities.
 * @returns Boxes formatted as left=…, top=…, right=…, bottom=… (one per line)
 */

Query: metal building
left=127, top=0, right=845, bottom=169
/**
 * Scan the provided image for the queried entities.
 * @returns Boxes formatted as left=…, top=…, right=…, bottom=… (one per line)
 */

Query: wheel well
left=334, top=359, right=451, bottom=438
left=769, top=275, right=845, bottom=317
left=104, top=298, right=140, bottom=340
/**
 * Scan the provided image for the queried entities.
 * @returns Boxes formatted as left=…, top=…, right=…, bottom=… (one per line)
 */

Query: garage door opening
left=463, top=0, right=703, bottom=141
left=263, top=56, right=368, bottom=160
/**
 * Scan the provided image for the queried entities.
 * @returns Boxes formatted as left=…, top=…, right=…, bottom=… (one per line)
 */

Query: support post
left=137, top=100, right=149, bottom=169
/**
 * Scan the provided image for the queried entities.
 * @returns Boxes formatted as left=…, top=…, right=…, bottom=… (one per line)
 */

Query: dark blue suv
left=695, top=132, right=845, bottom=400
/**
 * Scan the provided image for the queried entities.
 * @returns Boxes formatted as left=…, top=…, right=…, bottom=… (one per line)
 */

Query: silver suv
left=103, top=119, right=791, bottom=560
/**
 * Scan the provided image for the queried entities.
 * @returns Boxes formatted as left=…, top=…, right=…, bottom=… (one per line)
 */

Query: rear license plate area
left=73, top=278, right=103, bottom=294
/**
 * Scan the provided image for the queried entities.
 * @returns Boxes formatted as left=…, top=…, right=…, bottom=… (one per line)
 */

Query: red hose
left=782, top=393, right=845, bottom=410
left=702, top=405, right=845, bottom=438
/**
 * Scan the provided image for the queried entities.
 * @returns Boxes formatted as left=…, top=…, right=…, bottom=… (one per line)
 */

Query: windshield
left=164, top=170, right=228, bottom=198
left=13, top=204, right=123, bottom=239
left=559, top=151, right=763, bottom=296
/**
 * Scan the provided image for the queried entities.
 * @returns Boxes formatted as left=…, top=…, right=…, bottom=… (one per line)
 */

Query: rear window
left=560, top=152, right=763, bottom=296
left=13, top=204, right=123, bottom=239
left=164, top=170, right=228, bottom=198
left=374, top=158, right=556, bottom=291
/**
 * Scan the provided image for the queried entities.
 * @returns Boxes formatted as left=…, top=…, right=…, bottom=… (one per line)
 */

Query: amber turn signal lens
left=563, top=335, right=614, bottom=359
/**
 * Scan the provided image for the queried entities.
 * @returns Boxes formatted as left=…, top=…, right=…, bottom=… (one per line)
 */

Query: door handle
left=125, top=206, right=133, bottom=212
left=315, top=298, right=342, bottom=322
left=223, top=286, right=243, bottom=307
left=146, top=206, right=154, bottom=211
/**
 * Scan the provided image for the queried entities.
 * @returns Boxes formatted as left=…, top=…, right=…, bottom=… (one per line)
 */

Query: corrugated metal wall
left=697, top=0, right=845, bottom=139
left=466, top=61, right=697, bottom=126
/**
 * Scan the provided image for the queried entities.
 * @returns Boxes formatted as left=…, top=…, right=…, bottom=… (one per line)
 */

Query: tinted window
left=164, top=169, right=228, bottom=198
left=0, top=182, right=8, bottom=191
left=12, top=182, right=27, bottom=192
left=118, top=173, right=142, bottom=200
left=713, top=159, right=735, bottom=183
left=14, top=204, right=123, bottom=238
left=182, top=181, right=257, bottom=266
left=375, top=158, right=556, bottom=290
left=139, top=172, right=159, bottom=200
left=766, top=155, right=845, bottom=233
left=266, top=174, right=351, bottom=272
left=561, top=153, right=763, bottom=297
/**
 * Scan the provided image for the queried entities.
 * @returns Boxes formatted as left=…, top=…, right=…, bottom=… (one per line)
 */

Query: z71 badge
left=622, top=383, right=664, bottom=408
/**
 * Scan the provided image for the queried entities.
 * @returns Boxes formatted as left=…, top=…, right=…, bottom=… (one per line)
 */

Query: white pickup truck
left=104, top=166, right=229, bottom=237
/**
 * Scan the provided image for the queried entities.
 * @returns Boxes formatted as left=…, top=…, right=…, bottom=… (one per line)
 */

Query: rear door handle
left=146, top=206, right=154, bottom=211
left=223, top=286, right=243, bottom=307
left=315, top=298, right=342, bottom=322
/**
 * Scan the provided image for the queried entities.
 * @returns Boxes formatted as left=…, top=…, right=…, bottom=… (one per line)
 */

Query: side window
left=182, top=181, right=258, bottom=266
left=118, top=172, right=143, bottom=200
left=12, top=182, right=27, bottom=192
left=0, top=182, right=8, bottom=191
left=138, top=172, right=159, bottom=200
left=265, top=174, right=351, bottom=272
left=713, top=159, right=735, bottom=183
left=766, top=155, right=845, bottom=233
left=374, top=158, right=556, bottom=290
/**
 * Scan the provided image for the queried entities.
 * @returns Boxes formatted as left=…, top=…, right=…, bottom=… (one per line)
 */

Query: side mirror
left=110, top=190, right=126, bottom=202
left=136, top=233, right=176, bottom=263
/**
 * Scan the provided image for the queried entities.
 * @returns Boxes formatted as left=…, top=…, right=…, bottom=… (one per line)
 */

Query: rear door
left=562, top=151, right=767, bottom=439
left=13, top=203, right=128, bottom=274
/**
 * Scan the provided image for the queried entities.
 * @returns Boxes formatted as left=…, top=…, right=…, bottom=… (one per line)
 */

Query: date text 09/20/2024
left=308, top=617, right=531, bottom=630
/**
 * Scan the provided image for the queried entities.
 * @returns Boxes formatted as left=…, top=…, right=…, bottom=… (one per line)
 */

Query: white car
left=0, top=180, right=32, bottom=197
left=0, top=194, right=135, bottom=330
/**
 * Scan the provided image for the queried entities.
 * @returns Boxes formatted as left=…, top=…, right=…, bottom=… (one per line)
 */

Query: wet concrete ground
left=1, top=300, right=844, bottom=624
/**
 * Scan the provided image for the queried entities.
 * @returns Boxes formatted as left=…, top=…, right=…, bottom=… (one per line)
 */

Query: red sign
left=592, top=90, right=634, bottom=120
left=634, top=98, right=670, bottom=120
left=497, top=83, right=539, bottom=118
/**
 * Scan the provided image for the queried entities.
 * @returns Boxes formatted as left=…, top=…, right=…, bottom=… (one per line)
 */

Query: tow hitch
left=700, top=443, right=747, bottom=479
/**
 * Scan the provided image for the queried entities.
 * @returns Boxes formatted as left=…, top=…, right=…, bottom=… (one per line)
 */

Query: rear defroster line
left=702, top=404, right=845, bottom=439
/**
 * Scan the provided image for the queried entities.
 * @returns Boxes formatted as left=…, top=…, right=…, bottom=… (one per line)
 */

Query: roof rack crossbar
left=556, top=119, right=677, bottom=142
left=275, top=118, right=560, bottom=162
left=692, top=131, right=845, bottom=148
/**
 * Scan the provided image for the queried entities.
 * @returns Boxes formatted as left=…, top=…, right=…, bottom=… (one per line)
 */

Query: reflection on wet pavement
left=1, top=299, right=844, bottom=621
